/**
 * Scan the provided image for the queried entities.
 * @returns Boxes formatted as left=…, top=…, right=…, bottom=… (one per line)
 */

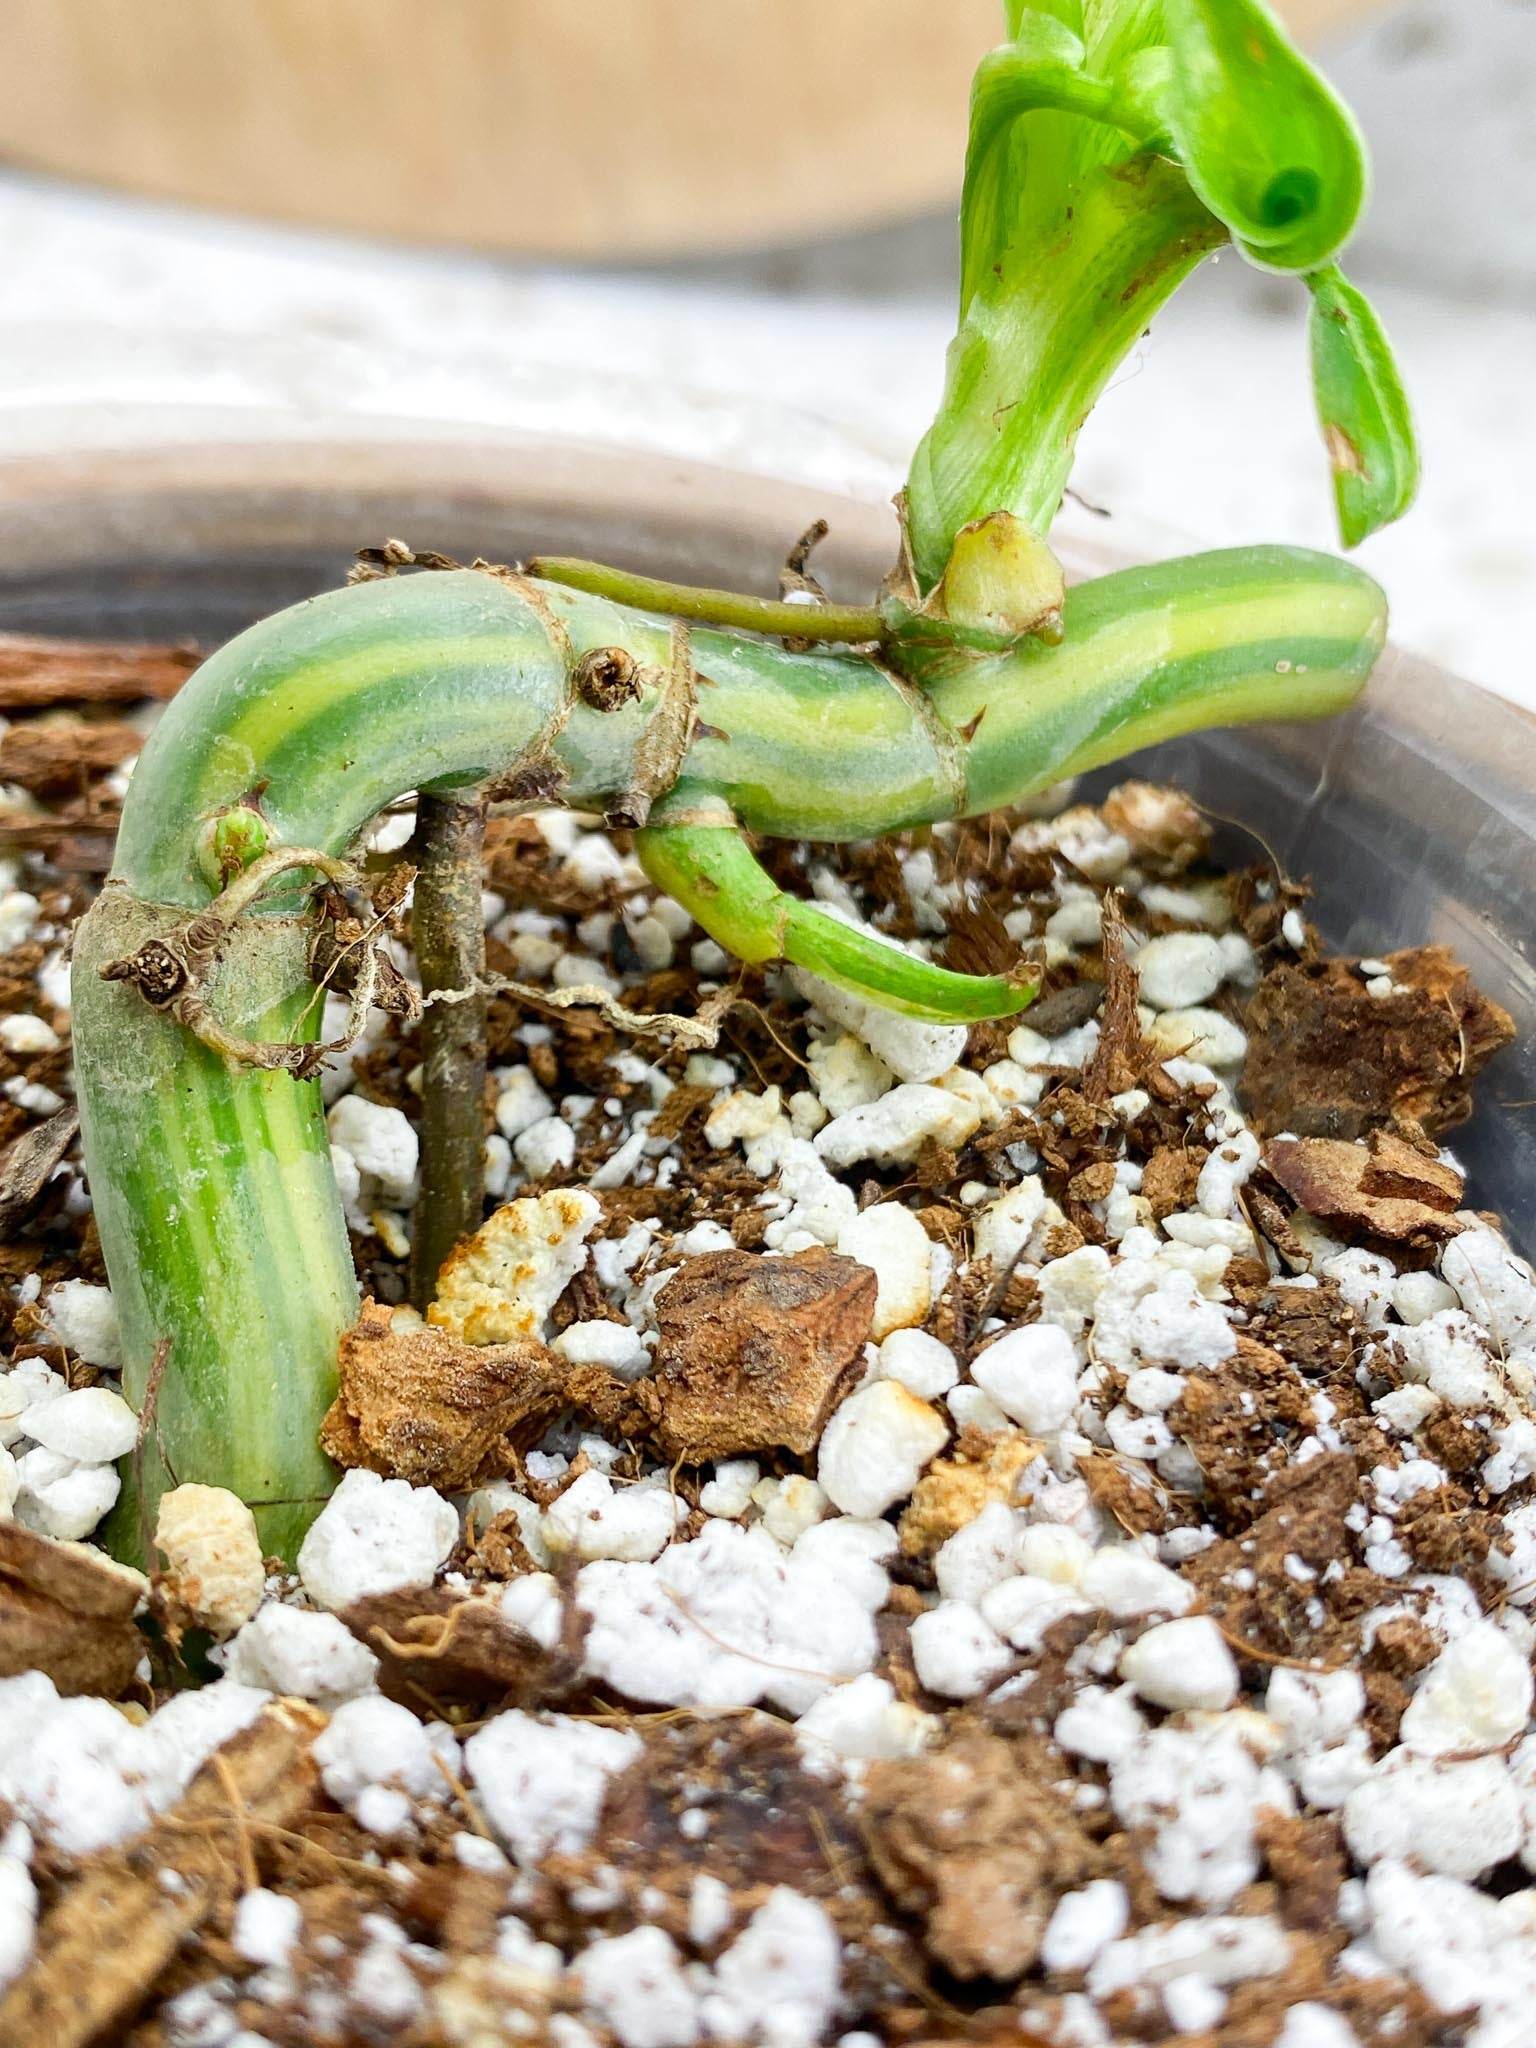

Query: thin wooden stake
left=409, top=793, right=487, bottom=1309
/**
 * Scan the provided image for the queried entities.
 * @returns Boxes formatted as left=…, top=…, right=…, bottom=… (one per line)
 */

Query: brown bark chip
left=0, top=632, right=199, bottom=709
left=0, top=718, right=143, bottom=795
left=1141, top=1144, right=1208, bottom=1220
left=0, top=1104, right=80, bottom=1238
left=321, top=1297, right=570, bottom=1491
left=343, top=1583, right=584, bottom=1710
left=859, top=1732, right=1090, bottom=1982
left=647, top=1247, right=874, bottom=1461
left=0, top=1520, right=145, bottom=1695
left=1265, top=1128, right=1466, bottom=1246
left=1241, top=946, right=1513, bottom=1140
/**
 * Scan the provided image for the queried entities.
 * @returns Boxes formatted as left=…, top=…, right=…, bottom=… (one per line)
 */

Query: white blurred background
left=0, top=0, right=1531, bottom=703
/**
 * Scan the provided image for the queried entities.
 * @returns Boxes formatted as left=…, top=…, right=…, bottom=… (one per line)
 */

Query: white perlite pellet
left=465, top=1711, right=641, bottom=1867
left=876, top=1328, right=958, bottom=1400
left=1120, top=1617, right=1239, bottom=1711
left=297, top=1468, right=458, bottom=1611
left=816, top=1382, right=948, bottom=1519
left=231, top=1887, right=301, bottom=1969
left=837, top=1202, right=932, bottom=1339
left=541, top=1470, right=685, bottom=1564
left=1399, top=1621, right=1534, bottom=1757
left=577, top=1926, right=699, bottom=2048
left=814, top=1084, right=981, bottom=1169
left=39, top=1280, right=120, bottom=1370
left=909, top=1601, right=1014, bottom=1699
left=313, top=1695, right=461, bottom=1835
left=970, top=1324, right=1079, bottom=1436
left=1134, top=932, right=1226, bottom=1010
left=223, top=1602, right=379, bottom=1706
left=326, top=1094, right=418, bottom=1203
left=20, top=1385, right=137, bottom=1463
left=790, top=963, right=966, bottom=1084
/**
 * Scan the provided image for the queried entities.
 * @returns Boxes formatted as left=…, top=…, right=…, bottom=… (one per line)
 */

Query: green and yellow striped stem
left=75, top=546, right=1384, bottom=1554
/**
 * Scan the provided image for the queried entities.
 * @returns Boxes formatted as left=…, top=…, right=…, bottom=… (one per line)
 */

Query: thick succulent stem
left=74, top=891, right=352, bottom=1562
left=408, top=793, right=488, bottom=1310
left=75, top=549, right=1384, bottom=1555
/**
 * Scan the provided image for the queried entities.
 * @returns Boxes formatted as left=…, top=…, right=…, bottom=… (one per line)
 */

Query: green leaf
left=1161, top=0, right=1367, bottom=271
left=1307, top=264, right=1419, bottom=547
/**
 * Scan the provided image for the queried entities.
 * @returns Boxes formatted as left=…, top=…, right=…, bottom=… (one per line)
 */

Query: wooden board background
left=0, top=1, right=1387, bottom=258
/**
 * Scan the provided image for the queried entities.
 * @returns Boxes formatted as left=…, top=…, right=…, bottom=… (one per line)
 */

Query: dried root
left=100, top=847, right=417, bottom=1077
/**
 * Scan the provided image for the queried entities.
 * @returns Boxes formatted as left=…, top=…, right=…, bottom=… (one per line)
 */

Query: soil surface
left=1, top=634, right=1535, bottom=2048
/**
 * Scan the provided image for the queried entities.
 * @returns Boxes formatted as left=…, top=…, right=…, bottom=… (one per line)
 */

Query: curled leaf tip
left=1162, top=0, right=1368, bottom=273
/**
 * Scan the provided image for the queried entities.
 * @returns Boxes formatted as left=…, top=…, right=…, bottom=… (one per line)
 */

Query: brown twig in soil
left=1083, top=889, right=1143, bottom=1103
left=431, top=1749, right=496, bottom=1840
left=806, top=1801, right=859, bottom=1892
left=212, top=1752, right=260, bottom=1896
left=409, top=792, right=488, bottom=1309
left=1210, top=1618, right=1347, bottom=1674
left=157, top=1813, right=386, bottom=1885
left=968, top=1238, right=1031, bottom=1354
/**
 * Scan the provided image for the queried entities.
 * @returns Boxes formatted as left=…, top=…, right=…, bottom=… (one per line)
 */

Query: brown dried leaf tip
left=0, top=1519, right=146, bottom=1697
left=647, top=1247, right=875, bottom=1462
left=1265, top=1128, right=1466, bottom=1246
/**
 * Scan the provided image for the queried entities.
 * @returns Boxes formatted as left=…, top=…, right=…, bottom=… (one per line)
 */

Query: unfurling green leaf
left=1161, top=0, right=1367, bottom=272
left=1307, top=264, right=1419, bottom=548
left=961, top=20, right=1098, bottom=316
left=1002, top=1, right=1083, bottom=37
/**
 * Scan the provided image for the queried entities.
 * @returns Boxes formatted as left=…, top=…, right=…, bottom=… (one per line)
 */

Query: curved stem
left=76, top=547, right=1384, bottom=1555
left=76, top=892, right=352, bottom=1563
left=907, top=150, right=1226, bottom=586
